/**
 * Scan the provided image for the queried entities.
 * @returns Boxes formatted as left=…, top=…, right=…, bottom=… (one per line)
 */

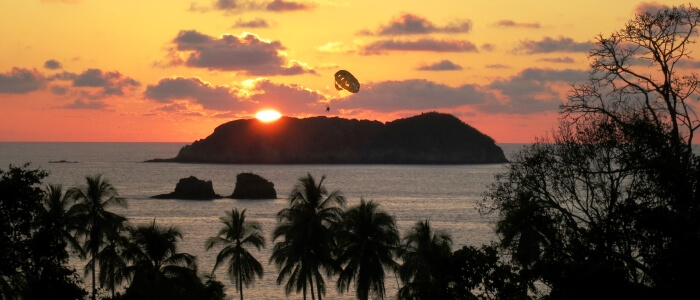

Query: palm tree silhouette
left=206, top=208, right=265, bottom=300
left=123, top=219, right=200, bottom=299
left=271, top=173, right=345, bottom=300
left=335, top=199, right=400, bottom=300
left=397, top=220, right=452, bottom=300
left=496, top=191, right=556, bottom=269
left=42, top=184, right=84, bottom=257
left=92, top=231, right=130, bottom=298
left=67, top=175, right=127, bottom=300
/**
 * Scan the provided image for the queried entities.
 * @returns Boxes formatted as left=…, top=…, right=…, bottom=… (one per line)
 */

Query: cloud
left=362, top=13, right=471, bottom=36
left=334, top=79, right=490, bottom=112
left=61, top=99, right=110, bottom=110
left=72, top=69, right=140, bottom=96
left=144, top=77, right=251, bottom=111
left=676, top=60, right=700, bottom=69
left=232, top=18, right=271, bottom=28
left=316, top=41, right=359, bottom=53
left=416, top=60, right=463, bottom=71
left=41, top=0, right=80, bottom=3
left=495, top=20, right=540, bottom=28
left=248, top=79, right=327, bottom=113
left=0, top=68, right=45, bottom=94
left=538, top=56, right=575, bottom=63
left=483, top=68, right=589, bottom=113
left=266, top=0, right=314, bottom=11
left=44, top=59, right=63, bottom=70
left=515, top=36, right=593, bottom=54
left=635, top=2, right=670, bottom=14
left=50, top=85, right=69, bottom=95
left=48, top=71, right=78, bottom=81
left=153, top=102, right=191, bottom=113
left=486, top=64, right=510, bottom=69
left=204, top=0, right=315, bottom=13
left=144, top=77, right=328, bottom=113
left=328, top=69, right=591, bottom=115
left=166, top=30, right=315, bottom=75
left=361, top=38, right=478, bottom=55
left=215, top=0, right=238, bottom=10
left=481, top=43, right=496, bottom=52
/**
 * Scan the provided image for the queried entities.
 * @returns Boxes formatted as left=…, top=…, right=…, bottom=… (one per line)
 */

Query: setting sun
left=255, top=109, right=282, bottom=123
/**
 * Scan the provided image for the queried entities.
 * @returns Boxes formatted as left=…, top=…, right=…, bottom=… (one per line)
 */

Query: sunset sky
left=1, top=0, right=697, bottom=142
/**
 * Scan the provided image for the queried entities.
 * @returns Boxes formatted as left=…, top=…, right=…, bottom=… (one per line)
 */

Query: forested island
left=147, top=112, right=508, bottom=164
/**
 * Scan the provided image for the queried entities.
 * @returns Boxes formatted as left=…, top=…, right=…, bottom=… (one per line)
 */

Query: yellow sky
left=0, top=0, right=696, bottom=142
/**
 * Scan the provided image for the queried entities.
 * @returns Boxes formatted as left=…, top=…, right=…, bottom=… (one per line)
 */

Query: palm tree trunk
left=92, top=231, right=98, bottom=300
left=91, top=258, right=97, bottom=300
left=309, top=275, right=316, bottom=300
left=91, top=211, right=99, bottom=300
left=239, top=265, right=244, bottom=300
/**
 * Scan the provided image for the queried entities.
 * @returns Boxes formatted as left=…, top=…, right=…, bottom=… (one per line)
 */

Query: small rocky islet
left=151, top=173, right=277, bottom=200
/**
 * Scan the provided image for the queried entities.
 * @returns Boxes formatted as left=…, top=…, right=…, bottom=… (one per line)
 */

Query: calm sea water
left=0, top=142, right=525, bottom=299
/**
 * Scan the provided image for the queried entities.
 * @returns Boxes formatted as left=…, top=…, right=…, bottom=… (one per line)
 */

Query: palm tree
left=67, top=175, right=127, bottom=300
left=93, top=231, right=130, bottom=298
left=42, top=184, right=84, bottom=257
left=205, top=208, right=265, bottom=300
left=496, top=191, right=557, bottom=269
left=335, top=199, right=400, bottom=300
left=271, top=173, right=345, bottom=300
left=397, top=220, right=452, bottom=300
left=123, top=220, right=200, bottom=300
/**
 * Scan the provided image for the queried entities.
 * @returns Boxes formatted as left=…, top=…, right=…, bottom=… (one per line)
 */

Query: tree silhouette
left=1, top=164, right=86, bottom=299
left=42, top=184, right=84, bottom=258
left=205, top=208, right=265, bottom=300
left=397, top=220, right=452, bottom=300
left=484, top=4, right=700, bottom=298
left=122, top=220, right=201, bottom=300
left=67, top=175, right=127, bottom=300
left=91, top=231, right=130, bottom=298
left=271, top=173, right=345, bottom=300
left=335, top=199, right=400, bottom=300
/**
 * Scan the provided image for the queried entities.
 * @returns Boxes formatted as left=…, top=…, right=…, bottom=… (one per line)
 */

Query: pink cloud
left=0, top=68, right=45, bottom=94
left=361, top=38, right=478, bottom=55
left=166, top=30, right=315, bottom=75
left=495, top=20, right=540, bottom=28
left=362, top=13, right=472, bottom=35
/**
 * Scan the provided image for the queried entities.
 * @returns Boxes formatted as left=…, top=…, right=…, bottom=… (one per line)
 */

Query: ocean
left=0, top=142, right=526, bottom=299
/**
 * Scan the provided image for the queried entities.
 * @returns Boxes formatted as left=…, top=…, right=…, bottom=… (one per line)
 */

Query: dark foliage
left=121, top=220, right=215, bottom=300
left=0, top=163, right=87, bottom=300
left=483, top=4, right=700, bottom=299
left=271, top=174, right=345, bottom=300
left=445, top=245, right=529, bottom=300
left=334, top=199, right=400, bottom=300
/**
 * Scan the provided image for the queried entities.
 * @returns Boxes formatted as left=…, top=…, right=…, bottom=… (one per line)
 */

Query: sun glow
left=255, top=109, right=282, bottom=122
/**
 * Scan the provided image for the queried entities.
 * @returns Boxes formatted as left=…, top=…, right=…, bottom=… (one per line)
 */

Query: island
left=151, top=176, right=222, bottom=200
left=147, top=112, right=508, bottom=164
left=230, top=173, right=277, bottom=199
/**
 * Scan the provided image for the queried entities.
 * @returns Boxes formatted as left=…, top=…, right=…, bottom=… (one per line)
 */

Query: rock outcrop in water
left=147, top=112, right=508, bottom=164
left=230, top=173, right=277, bottom=199
left=151, top=176, right=222, bottom=200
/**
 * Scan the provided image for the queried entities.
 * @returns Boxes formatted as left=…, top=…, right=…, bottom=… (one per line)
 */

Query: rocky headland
left=147, top=112, right=508, bottom=164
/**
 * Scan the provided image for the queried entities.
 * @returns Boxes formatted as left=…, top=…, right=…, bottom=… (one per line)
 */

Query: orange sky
left=0, top=0, right=696, bottom=142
